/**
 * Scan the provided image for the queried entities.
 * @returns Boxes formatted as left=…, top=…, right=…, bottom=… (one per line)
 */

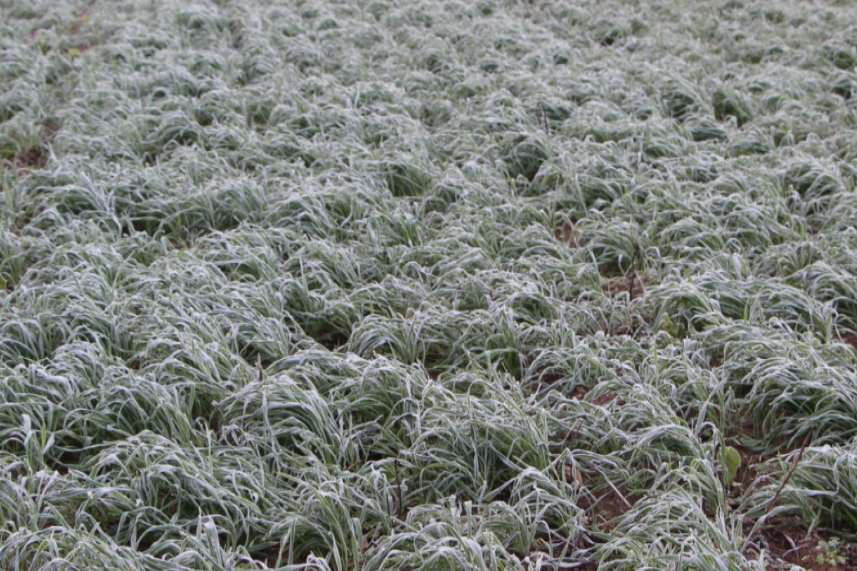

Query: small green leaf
left=724, top=446, right=742, bottom=486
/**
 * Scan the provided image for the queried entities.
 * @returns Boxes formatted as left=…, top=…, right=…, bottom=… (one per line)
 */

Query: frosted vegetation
left=2, top=0, right=857, bottom=569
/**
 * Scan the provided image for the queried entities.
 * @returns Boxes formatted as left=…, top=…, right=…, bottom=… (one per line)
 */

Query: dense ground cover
left=3, top=0, right=857, bottom=568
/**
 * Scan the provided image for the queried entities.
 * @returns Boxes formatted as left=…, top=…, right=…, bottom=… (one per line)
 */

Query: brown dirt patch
left=3, top=120, right=58, bottom=179
left=609, top=313, right=651, bottom=338
left=589, top=392, right=625, bottom=407
left=570, top=385, right=589, bottom=400
left=4, top=146, right=49, bottom=177
left=838, top=331, right=857, bottom=352
left=572, top=467, right=641, bottom=533
left=554, top=220, right=577, bottom=246
left=588, top=486, right=636, bottom=525
left=752, top=518, right=857, bottom=571
left=606, top=274, right=651, bottom=301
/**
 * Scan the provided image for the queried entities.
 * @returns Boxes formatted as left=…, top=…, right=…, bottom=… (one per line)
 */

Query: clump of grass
left=499, top=133, right=549, bottom=182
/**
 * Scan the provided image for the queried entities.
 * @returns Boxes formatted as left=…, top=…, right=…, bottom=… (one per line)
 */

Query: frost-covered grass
left=2, top=0, right=857, bottom=569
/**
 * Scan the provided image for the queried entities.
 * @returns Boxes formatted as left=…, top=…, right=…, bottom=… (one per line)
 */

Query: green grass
left=3, top=0, right=857, bottom=569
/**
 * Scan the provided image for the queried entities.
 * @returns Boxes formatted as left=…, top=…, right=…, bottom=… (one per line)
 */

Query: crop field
left=4, top=0, right=857, bottom=569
